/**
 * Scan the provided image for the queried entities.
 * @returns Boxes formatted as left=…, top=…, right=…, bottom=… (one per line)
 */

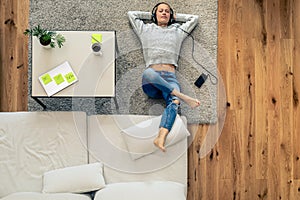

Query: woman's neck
left=158, top=22, right=168, bottom=27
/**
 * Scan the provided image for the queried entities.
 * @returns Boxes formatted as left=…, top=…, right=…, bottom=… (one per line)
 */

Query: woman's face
left=156, top=4, right=171, bottom=26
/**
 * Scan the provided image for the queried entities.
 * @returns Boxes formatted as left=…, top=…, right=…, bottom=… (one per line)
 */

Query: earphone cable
left=178, top=26, right=218, bottom=85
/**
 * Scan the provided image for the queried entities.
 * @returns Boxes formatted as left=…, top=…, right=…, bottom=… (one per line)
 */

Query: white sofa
left=0, top=112, right=189, bottom=200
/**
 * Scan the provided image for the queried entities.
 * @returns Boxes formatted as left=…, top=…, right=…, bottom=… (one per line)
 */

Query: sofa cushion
left=0, top=112, right=88, bottom=198
left=94, top=181, right=186, bottom=200
left=43, top=162, right=105, bottom=193
left=121, top=115, right=190, bottom=160
left=1, top=192, right=91, bottom=200
left=88, top=114, right=189, bottom=177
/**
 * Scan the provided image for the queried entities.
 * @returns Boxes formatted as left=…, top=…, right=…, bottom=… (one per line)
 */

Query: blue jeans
left=142, top=68, right=180, bottom=131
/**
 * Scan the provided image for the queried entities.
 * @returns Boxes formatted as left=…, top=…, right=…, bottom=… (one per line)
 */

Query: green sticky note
left=53, top=74, right=65, bottom=85
left=65, top=72, right=76, bottom=83
left=92, top=33, right=102, bottom=44
left=41, top=74, right=52, bottom=85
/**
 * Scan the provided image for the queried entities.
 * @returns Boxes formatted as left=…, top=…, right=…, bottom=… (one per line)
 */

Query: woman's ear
left=169, top=9, right=175, bottom=25
left=151, top=9, right=157, bottom=24
left=173, top=12, right=176, bottom=20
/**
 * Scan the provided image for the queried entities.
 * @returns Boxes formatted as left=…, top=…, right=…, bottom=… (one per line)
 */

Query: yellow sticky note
left=65, top=72, right=76, bottom=83
left=92, top=33, right=102, bottom=44
left=53, top=74, right=65, bottom=85
left=41, top=73, right=52, bottom=85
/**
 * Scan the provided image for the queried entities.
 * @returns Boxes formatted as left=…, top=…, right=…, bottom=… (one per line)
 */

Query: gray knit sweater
left=128, top=11, right=199, bottom=68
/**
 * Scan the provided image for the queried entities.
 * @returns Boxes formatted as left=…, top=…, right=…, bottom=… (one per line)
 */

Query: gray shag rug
left=28, top=0, right=218, bottom=124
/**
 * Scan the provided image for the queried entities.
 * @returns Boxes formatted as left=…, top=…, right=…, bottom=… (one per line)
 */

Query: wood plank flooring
left=0, top=0, right=29, bottom=111
left=187, top=0, right=300, bottom=199
left=1, top=0, right=300, bottom=199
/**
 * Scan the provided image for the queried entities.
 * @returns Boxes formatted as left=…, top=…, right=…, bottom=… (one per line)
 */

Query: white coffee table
left=32, top=31, right=115, bottom=98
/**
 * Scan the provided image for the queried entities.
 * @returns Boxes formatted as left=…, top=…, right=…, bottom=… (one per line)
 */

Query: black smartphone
left=194, top=73, right=207, bottom=88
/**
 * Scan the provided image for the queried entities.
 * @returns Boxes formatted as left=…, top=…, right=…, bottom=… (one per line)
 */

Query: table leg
left=32, top=97, right=47, bottom=110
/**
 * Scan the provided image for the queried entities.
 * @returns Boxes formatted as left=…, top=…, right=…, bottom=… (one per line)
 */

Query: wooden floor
left=188, top=0, right=300, bottom=199
left=0, top=0, right=29, bottom=111
left=1, top=0, right=300, bottom=199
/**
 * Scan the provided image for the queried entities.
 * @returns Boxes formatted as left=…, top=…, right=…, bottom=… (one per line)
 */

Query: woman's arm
left=175, top=13, right=199, bottom=34
left=128, top=11, right=152, bottom=35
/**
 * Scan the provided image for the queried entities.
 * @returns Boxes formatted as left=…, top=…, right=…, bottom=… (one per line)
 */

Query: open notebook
left=38, top=61, right=78, bottom=96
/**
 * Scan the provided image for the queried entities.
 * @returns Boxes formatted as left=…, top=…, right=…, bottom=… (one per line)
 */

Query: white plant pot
left=42, top=43, right=52, bottom=49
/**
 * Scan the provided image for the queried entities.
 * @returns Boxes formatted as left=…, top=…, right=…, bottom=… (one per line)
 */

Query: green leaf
left=23, top=25, right=65, bottom=48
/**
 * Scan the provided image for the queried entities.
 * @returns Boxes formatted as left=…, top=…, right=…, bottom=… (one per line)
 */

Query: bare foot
left=181, top=94, right=200, bottom=108
left=153, top=128, right=169, bottom=152
left=154, top=136, right=166, bottom=152
left=171, top=89, right=200, bottom=108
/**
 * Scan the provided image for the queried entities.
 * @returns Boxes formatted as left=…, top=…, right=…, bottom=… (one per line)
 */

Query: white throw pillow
left=43, top=162, right=105, bottom=193
left=94, top=181, right=186, bottom=200
left=121, top=115, right=190, bottom=160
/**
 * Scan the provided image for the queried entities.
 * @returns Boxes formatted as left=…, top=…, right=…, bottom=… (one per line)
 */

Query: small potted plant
left=24, top=25, right=66, bottom=48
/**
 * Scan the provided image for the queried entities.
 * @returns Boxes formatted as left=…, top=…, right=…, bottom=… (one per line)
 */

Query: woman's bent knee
left=173, top=99, right=180, bottom=105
